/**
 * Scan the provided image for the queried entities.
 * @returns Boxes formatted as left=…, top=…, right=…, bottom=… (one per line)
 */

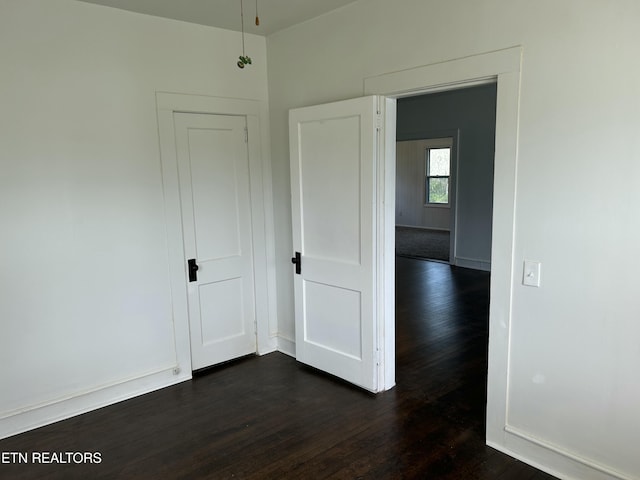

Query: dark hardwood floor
left=0, top=257, right=557, bottom=479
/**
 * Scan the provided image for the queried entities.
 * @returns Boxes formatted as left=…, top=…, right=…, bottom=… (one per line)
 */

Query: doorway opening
left=394, top=83, right=497, bottom=436
left=370, top=46, right=522, bottom=446
left=395, top=83, right=496, bottom=270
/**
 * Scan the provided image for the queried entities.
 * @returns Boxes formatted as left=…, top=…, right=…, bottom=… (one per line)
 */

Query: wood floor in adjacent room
left=0, top=257, right=557, bottom=479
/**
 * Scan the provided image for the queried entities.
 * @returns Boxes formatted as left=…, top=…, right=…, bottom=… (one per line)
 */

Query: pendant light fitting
left=237, top=0, right=251, bottom=68
left=237, top=0, right=260, bottom=68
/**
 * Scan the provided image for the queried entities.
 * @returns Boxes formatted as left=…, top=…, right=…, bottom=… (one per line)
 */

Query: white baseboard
left=504, top=425, right=638, bottom=480
left=257, top=341, right=277, bottom=356
left=0, top=367, right=191, bottom=441
left=454, top=256, right=491, bottom=271
left=494, top=425, right=635, bottom=480
left=276, top=336, right=296, bottom=358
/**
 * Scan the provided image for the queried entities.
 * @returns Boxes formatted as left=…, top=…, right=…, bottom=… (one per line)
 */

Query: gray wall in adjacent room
left=396, top=83, right=497, bottom=269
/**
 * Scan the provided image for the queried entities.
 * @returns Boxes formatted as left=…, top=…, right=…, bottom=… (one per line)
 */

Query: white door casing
left=174, top=113, right=256, bottom=369
left=363, top=47, right=545, bottom=472
left=289, top=96, right=388, bottom=392
left=156, top=93, right=277, bottom=376
left=156, top=92, right=277, bottom=380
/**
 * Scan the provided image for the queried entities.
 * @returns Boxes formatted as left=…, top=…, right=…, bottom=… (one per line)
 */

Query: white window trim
left=423, top=138, right=453, bottom=207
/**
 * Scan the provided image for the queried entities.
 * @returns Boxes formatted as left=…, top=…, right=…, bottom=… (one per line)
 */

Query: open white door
left=290, top=96, right=388, bottom=392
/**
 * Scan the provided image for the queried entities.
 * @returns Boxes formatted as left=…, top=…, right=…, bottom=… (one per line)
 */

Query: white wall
left=0, top=0, right=270, bottom=438
left=267, top=1, right=640, bottom=478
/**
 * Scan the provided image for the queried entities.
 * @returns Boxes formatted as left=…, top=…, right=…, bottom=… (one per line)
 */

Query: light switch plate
left=523, top=260, right=541, bottom=287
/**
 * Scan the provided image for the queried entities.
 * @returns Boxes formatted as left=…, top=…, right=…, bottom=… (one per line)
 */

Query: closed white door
left=289, top=96, right=380, bottom=392
left=174, top=113, right=256, bottom=370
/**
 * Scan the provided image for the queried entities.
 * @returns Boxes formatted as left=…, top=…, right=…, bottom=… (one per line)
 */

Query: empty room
left=1, top=1, right=639, bottom=479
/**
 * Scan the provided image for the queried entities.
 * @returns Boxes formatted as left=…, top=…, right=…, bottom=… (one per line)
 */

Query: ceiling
left=77, top=0, right=358, bottom=36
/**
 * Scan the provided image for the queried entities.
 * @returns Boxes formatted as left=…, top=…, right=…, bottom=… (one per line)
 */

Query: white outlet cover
left=523, top=260, right=541, bottom=287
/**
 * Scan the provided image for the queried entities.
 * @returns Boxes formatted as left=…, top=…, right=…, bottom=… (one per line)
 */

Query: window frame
left=424, top=145, right=452, bottom=207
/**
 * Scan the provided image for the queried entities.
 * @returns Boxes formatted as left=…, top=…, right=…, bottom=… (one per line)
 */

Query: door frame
left=365, top=47, right=522, bottom=445
left=156, top=92, right=278, bottom=375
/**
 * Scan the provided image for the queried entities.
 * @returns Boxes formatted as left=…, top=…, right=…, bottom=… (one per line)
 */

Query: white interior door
left=174, top=112, right=256, bottom=370
left=289, top=96, right=381, bottom=392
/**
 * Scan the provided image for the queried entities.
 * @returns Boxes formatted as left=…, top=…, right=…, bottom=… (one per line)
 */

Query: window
left=425, top=147, right=451, bottom=205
